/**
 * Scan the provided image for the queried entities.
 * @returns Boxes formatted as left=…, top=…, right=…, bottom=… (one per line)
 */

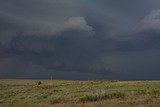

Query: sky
left=0, top=0, right=160, bottom=80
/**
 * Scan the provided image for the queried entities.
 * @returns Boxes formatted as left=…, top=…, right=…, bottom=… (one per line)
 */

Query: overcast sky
left=0, top=0, right=160, bottom=80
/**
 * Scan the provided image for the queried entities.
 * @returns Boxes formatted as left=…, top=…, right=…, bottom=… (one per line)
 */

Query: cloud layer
left=0, top=0, right=160, bottom=80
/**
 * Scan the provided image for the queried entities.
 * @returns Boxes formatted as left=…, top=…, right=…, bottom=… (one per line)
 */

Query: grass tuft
left=79, top=91, right=126, bottom=102
left=37, top=81, right=42, bottom=85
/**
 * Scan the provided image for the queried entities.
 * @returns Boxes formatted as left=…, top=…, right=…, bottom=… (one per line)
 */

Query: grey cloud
left=64, top=17, right=94, bottom=34
left=125, top=10, right=160, bottom=50
left=134, top=10, right=160, bottom=34
left=1, top=0, right=160, bottom=80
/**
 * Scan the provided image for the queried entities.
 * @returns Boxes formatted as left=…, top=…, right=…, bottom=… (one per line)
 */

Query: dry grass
left=0, top=80, right=160, bottom=107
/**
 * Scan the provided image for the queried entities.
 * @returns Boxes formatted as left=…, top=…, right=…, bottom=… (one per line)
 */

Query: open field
left=0, top=80, right=160, bottom=107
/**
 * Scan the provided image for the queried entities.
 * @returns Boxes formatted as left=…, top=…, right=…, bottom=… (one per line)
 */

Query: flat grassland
left=0, top=80, right=160, bottom=107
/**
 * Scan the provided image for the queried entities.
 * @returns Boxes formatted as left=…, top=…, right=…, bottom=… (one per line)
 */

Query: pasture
left=0, top=80, right=160, bottom=107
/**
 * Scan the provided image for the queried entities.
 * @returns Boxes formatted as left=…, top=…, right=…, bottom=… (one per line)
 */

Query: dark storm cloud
left=123, top=10, right=160, bottom=51
left=0, top=0, right=160, bottom=79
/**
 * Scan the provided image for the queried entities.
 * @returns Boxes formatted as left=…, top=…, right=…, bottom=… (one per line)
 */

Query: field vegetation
left=0, top=80, right=160, bottom=107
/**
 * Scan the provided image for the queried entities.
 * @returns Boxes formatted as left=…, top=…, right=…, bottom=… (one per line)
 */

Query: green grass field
left=0, top=80, right=160, bottom=107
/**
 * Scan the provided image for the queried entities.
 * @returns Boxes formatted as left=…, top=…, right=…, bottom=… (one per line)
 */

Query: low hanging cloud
left=1, top=0, right=160, bottom=79
left=2, top=16, right=95, bottom=53
left=0, top=14, right=94, bottom=44
left=0, top=11, right=122, bottom=77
